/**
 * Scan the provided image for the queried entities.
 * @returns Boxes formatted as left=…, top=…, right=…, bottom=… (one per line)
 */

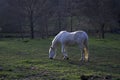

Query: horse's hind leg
left=79, top=44, right=85, bottom=62
left=84, top=48, right=89, bottom=62
left=81, top=49, right=85, bottom=62
left=84, top=41, right=89, bottom=62
left=61, top=45, right=69, bottom=60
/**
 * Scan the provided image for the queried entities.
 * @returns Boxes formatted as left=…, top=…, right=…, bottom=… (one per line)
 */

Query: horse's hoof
left=80, top=59, right=85, bottom=63
left=49, top=57, right=53, bottom=59
left=63, top=57, right=69, bottom=60
left=66, top=57, right=69, bottom=60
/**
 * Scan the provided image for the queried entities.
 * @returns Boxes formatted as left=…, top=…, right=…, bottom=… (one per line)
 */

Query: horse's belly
left=65, top=40, right=76, bottom=46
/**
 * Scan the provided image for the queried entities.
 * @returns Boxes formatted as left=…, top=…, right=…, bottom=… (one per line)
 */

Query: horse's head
left=49, top=46, right=56, bottom=59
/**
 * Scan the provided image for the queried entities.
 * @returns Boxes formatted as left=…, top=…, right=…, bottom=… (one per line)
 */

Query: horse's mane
left=51, top=31, right=67, bottom=46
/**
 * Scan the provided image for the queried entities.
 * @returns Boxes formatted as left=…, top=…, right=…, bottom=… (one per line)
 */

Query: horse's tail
left=84, top=37, right=89, bottom=62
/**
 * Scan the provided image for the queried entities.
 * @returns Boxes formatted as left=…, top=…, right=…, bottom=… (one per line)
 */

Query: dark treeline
left=0, top=0, right=120, bottom=39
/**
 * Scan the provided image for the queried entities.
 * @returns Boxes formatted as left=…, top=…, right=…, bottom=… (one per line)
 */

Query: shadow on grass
left=53, top=58, right=89, bottom=66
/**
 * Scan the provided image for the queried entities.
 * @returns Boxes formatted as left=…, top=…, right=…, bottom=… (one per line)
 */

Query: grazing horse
left=49, top=31, right=89, bottom=62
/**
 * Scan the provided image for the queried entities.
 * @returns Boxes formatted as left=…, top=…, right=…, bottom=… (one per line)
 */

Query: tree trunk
left=118, top=20, right=120, bottom=28
left=30, top=10, right=34, bottom=39
left=45, top=17, right=48, bottom=38
left=70, top=15, right=73, bottom=31
left=58, top=13, right=61, bottom=31
left=101, top=23, right=105, bottom=39
left=97, top=23, right=105, bottom=39
left=20, top=25, right=24, bottom=40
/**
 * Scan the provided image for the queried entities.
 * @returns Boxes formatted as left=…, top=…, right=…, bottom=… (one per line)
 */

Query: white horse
left=49, top=31, right=89, bottom=62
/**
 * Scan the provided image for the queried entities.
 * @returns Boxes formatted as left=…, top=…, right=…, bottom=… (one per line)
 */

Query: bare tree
left=0, top=0, right=119, bottom=38
left=7, top=0, right=49, bottom=39
left=75, top=0, right=117, bottom=38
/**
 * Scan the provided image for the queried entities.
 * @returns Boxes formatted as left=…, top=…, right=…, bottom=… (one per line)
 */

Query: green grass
left=0, top=33, right=120, bottom=80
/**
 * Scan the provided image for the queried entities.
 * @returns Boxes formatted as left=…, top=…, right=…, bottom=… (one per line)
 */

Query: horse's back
left=72, top=31, right=88, bottom=43
left=71, top=31, right=88, bottom=38
left=53, top=30, right=88, bottom=43
left=56, top=30, right=88, bottom=40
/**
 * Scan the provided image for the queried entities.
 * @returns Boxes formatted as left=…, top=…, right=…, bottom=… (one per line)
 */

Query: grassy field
left=0, top=34, right=120, bottom=80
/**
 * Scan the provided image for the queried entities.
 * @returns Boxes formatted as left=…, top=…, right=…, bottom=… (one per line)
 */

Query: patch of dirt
left=16, top=70, right=60, bottom=80
left=81, top=75, right=113, bottom=80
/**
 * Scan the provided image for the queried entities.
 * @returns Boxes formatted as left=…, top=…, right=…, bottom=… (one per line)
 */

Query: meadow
left=0, top=33, right=120, bottom=80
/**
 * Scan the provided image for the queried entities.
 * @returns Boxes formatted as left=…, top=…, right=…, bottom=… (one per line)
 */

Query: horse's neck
left=51, top=37, right=58, bottom=48
left=51, top=31, right=69, bottom=48
left=51, top=42, right=56, bottom=49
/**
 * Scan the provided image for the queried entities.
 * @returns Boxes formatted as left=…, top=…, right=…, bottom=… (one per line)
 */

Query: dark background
left=0, top=0, right=120, bottom=39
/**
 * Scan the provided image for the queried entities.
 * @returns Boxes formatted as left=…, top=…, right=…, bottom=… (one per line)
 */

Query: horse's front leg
left=61, top=45, right=69, bottom=60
